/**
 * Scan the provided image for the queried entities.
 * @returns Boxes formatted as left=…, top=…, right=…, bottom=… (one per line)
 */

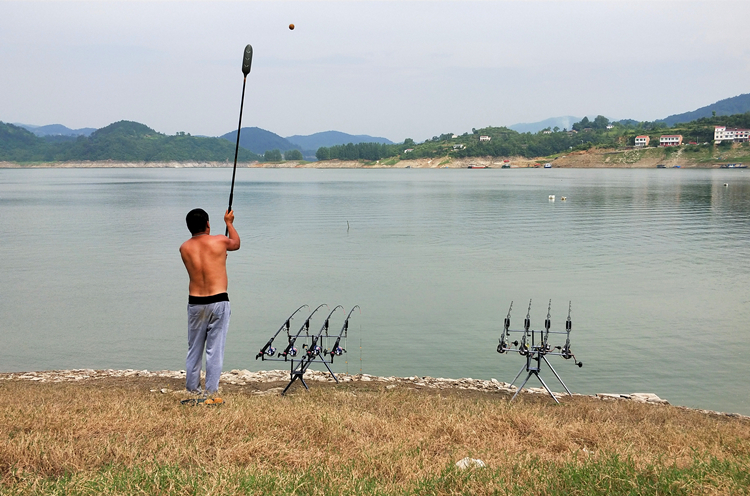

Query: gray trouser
left=186, top=301, right=230, bottom=393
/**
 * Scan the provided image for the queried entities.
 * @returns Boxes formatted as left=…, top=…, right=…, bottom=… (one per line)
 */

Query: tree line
left=313, top=112, right=750, bottom=162
left=315, top=142, right=403, bottom=161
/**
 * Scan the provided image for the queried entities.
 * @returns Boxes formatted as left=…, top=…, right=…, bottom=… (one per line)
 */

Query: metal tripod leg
left=281, top=359, right=311, bottom=395
left=510, top=370, right=561, bottom=404
left=319, top=357, right=339, bottom=383
left=281, top=373, right=306, bottom=395
left=542, top=356, right=573, bottom=396
left=535, top=372, right=561, bottom=404
left=510, top=363, right=527, bottom=387
left=510, top=370, right=535, bottom=402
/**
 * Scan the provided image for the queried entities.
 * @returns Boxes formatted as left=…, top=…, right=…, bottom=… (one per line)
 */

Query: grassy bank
left=1, top=378, right=749, bottom=495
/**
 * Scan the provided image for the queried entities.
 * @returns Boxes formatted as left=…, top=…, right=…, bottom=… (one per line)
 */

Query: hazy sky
left=1, top=1, right=749, bottom=142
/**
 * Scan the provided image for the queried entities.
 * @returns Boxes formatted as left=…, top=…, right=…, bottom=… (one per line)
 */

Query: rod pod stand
left=498, top=300, right=583, bottom=404
left=254, top=305, right=360, bottom=395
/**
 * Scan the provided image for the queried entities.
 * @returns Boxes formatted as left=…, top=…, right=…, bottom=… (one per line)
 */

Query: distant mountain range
left=656, top=93, right=750, bottom=126
left=509, top=116, right=581, bottom=134
left=1, top=120, right=260, bottom=162
left=16, top=122, right=393, bottom=160
left=509, top=93, right=750, bottom=134
left=220, top=127, right=304, bottom=156
left=14, top=123, right=96, bottom=137
left=11, top=91, right=750, bottom=156
left=286, top=131, right=393, bottom=150
left=219, top=128, right=393, bottom=160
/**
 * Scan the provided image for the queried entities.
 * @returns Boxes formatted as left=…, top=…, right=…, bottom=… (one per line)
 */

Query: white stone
left=455, top=457, right=486, bottom=470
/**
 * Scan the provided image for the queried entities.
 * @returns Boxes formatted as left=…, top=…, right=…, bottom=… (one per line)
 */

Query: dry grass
left=1, top=379, right=749, bottom=495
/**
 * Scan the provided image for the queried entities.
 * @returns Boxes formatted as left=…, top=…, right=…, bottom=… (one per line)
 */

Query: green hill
left=285, top=130, right=393, bottom=151
left=0, top=120, right=261, bottom=163
left=220, top=127, right=301, bottom=155
left=658, top=93, right=750, bottom=126
left=0, top=122, right=48, bottom=161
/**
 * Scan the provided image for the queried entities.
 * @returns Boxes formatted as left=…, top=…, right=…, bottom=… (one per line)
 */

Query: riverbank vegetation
left=314, top=113, right=750, bottom=164
left=1, top=378, right=749, bottom=494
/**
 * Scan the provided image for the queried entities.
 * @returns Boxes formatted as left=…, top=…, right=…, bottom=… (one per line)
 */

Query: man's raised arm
left=224, top=209, right=241, bottom=251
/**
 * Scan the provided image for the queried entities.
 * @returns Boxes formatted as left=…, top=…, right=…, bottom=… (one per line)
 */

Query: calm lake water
left=1, top=167, right=749, bottom=414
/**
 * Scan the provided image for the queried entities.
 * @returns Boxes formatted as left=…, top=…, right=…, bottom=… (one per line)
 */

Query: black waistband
left=188, top=293, right=229, bottom=305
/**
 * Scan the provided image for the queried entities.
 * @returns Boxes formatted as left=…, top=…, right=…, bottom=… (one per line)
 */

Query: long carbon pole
left=227, top=44, right=253, bottom=235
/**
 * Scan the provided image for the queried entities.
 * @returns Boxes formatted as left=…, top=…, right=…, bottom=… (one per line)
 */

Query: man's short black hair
left=186, top=208, right=209, bottom=235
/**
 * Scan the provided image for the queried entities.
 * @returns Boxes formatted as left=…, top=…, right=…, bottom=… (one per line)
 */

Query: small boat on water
left=721, top=163, right=747, bottom=168
left=544, top=163, right=552, bottom=168
left=468, top=164, right=488, bottom=169
left=657, top=164, right=666, bottom=168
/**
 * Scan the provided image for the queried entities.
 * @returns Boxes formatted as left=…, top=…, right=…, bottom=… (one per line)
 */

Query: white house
left=659, top=135, right=683, bottom=147
left=479, top=135, right=491, bottom=142
left=635, top=135, right=650, bottom=147
left=714, top=126, right=750, bottom=143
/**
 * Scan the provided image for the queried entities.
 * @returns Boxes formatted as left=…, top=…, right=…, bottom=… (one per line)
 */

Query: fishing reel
left=303, top=343, right=322, bottom=357
left=561, top=344, right=583, bottom=367
left=256, top=343, right=277, bottom=360
left=326, top=345, right=345, bottom=356
left=280, top=346, right=298, bottom=358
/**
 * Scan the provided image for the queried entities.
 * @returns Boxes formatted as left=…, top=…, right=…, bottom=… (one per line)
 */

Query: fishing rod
left=497, top=301, right=512, bottom=354
left=282, top=305, right=353, bottom=395
left=497, top=299, right=583, bottom=404
left=519, top=299, right=532, bottom=356
left=255, top=305, right=308, bottom=360
left=325, top=305, right=360, bottom=362
left=561, top=301, right=577, bottom=361
left=279, top=304, right=328, bottom=360
left=543, top=300, right=552, bottom=351
left=226, top=44, right=253, bottom=236
left=303, top=305, right=344, bottom=359
left=252, top=304, right=361, bottom=395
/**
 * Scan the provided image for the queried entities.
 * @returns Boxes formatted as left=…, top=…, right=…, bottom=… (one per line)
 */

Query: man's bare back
left=180, top=210, right=240, bottom=296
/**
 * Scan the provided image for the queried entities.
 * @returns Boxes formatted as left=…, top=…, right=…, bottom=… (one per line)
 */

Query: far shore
left=1, top=148, right=746, bottom=170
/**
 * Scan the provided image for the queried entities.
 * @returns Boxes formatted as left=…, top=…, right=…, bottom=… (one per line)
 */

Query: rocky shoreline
left=0, top=147, right=742, bottom=170
left=2, top=368, right=747, bottom=420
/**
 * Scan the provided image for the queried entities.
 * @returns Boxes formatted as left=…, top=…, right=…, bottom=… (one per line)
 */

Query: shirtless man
left=180, top=208, right=240, bottom=397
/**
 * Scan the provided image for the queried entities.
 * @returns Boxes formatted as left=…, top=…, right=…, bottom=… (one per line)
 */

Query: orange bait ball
left=289, top=24, right=295, bottom=30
